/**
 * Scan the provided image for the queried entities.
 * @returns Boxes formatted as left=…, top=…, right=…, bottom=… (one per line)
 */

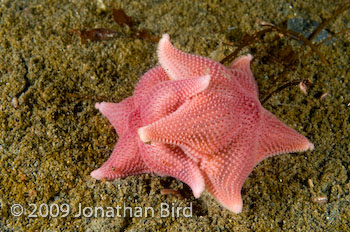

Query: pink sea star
left=91, top=34, right=314, bottom=213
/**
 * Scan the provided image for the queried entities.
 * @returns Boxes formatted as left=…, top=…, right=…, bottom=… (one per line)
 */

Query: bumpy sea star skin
left=91, top=34, right=314, bottom=213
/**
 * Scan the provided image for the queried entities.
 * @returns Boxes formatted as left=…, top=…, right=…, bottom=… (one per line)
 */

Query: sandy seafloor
left=0, top=0, right=349, bottom=231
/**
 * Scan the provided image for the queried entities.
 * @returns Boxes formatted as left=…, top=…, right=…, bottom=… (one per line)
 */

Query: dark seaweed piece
left=72, top=28, right=119, bottom=44
left=221, top=2, right=350, bottom=66
left=112, top=8, right=159, bottom=43
left=287, top=18, right=332, bottom=44
left=261, top=22, right=328, bottom=65
left=71, top=8, right=158, bottom=44
left=221, top=1, right=350, bottom=104
left=112, top=8, right=133, bottom=27
left=260, top=2, right=350, bottom=103
left=261, top=80, right=309, bottom=105
left=317, top=28, right=350, bottom=46
left=220, top=28, right=273, bottom=65
left=308, top=1, right=349, bottom=42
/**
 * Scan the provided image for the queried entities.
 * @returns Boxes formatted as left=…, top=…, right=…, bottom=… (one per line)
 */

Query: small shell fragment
left=320, top=92, right=328, bottom=100
left=11, top=97, right=19, bottom=108
left=308, top=179, right=314, bottom=189
left=312, top=196, right=327, bottom=204
left=96, top=0, right=106, bottom=13
left=299, top=81, right=308, bottom=95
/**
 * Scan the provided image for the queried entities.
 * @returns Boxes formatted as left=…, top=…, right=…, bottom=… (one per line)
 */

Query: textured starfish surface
left=91, top=34, right=314, bottom=213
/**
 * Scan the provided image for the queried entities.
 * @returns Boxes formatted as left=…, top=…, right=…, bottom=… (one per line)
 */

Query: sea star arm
left=139, top=74, right=210, bottom=125
left=255, top=108, right=314, bottom=164
left=90, top=132, right=149, bottom=180
left=200, top=132, right=257, bottom=214
left=133, top=66, right=169, bottom=107
left=138, top=94, right=241, bottom=155
left=157, top=33, right=241, bottom=96
left=158, top=34, right=219, bottom=80
left=139, top=143, right=205, bottom=198
left=228, top=54, right=259, bottom=96
left=95, top=97, right=134, bottom=136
